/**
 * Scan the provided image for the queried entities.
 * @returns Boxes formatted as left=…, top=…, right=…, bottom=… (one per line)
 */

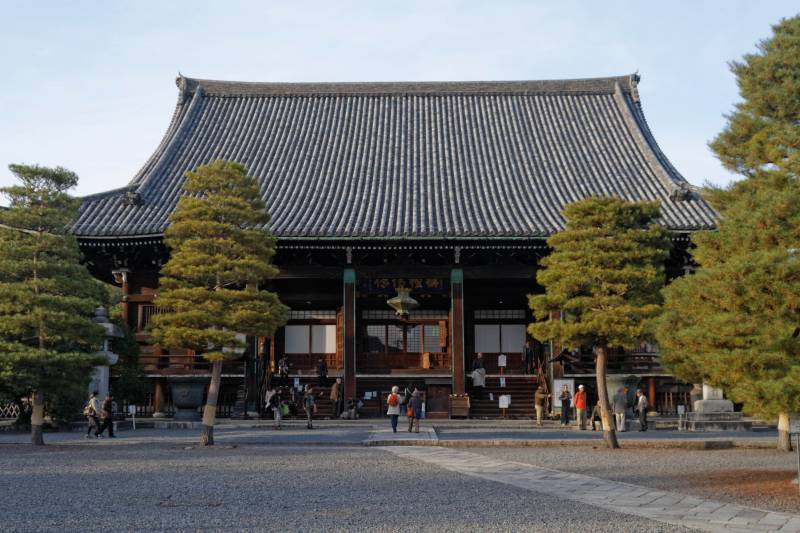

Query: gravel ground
left=472, top=447, right=800, bottom=514
left=0, top=443, right=690, bottom=532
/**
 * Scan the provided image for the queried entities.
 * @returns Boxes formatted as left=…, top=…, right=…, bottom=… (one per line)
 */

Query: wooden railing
left=356, top=352, right=450, bottom=371
left=562, top=350, right=666, bottom=376
left=284, top=353, right=342, bottom=373
left=468, top=352, right=525, bottom=374
left=138, top=354, right=242, bottom=376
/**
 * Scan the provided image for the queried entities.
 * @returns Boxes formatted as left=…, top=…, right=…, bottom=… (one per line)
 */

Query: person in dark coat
left=317, top=358, right=328, bottom=387
left=590, top=399, right=603, bottom=431
left=278, top=355, right=290, bottom=386
left=559, top=385, right=572, bottom=427
left=330, top=377, right=344, bottom=417
left=407, top=389, right=424, bottom=433
left=523, top=340, right=535, bottom=375
left=303, top=385, right=316, bottom=429
left=97, top=394, right=115, bottom=438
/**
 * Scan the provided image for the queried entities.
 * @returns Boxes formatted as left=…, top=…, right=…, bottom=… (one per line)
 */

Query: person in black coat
left=317, top=358, right=328, bottom=387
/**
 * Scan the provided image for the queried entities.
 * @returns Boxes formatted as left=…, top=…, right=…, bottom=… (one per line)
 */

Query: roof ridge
left=176, top=74, right=639, bottom=97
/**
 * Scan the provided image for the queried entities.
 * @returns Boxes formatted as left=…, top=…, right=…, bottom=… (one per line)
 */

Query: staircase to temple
left=469, top=376, right=538, bottom=419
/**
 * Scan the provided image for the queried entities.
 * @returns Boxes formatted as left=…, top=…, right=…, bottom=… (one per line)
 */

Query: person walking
left=471, top=353, right=486, bottom=400
left=330, top=377, right=344, bottom=418
left=635, top=389, right=649, bottom=431
left=573, top=384, right=588, bottom=430
left=590, top=399, right=603, bottom=431
left=84, top=391, right=101, bottom=439
left=534, top=385, right=549, bottom=427
left=386, top=386, right=401, bottom=433
left=266, top=386, right=283, bottom=430
left=612, top=387, right=628, bottom=432
left=303, top=384, right=316, bottom=430
left=278, top=355, right=290, bottom=386
left=559, top=384, right=572, bottom=427
left=96, top=394, right=115, bottom=438
left=407, top=389, right=423, bottom=433
left=317, top=358, right=328, bottom=388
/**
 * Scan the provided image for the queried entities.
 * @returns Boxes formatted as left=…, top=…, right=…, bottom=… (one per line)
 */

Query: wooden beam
left=343, top=269, right=357, bottom=400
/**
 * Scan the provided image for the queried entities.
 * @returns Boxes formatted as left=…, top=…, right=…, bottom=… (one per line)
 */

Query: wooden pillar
left=451, top=269, right=465, bottom=394
left=113, top=268, right=132, bottom=326
left=343, top=269, right=356, bottom=399
left=153, top=378, right=166, bottom=417
left=648, top=376, right=657, bottom=413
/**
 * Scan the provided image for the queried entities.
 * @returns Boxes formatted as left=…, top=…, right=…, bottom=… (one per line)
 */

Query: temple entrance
left=357, top=311, right=450, bottom=373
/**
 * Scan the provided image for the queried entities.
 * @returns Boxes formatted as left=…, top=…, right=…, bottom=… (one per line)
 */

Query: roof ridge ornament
left=668, top=182, right=692, bottom=202
left=628, top=72, right=641, bottom=103
left=123, top=191, right=142, bottom=206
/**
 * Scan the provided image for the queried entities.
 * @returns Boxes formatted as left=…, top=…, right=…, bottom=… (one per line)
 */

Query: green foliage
left=0, top=164, right=105, bottom=424
left=528, top=197, right=671, bottom=350
left=655, top=174, right=800, bottom=418
left=150, top=160, right=289, bottom=359
left=657, top=17, right=800, bottom=421
left=109, top=318, right=147, bottom=405
left=709, top=15, right=800, bottom=177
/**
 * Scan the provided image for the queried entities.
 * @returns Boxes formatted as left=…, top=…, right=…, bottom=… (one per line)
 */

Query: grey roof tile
left=73, top=74, right=716, bottom=239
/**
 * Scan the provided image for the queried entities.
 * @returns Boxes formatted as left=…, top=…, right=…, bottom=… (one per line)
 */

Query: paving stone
left=384, top=446, right=800, bottom=533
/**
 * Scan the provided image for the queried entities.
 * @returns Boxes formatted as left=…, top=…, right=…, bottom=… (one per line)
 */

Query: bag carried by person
left=82, top=402, right=93, bottom=416
left=388, top=393, right=398, bottom=407
left=406, top=406, right=413, bottom=417
left=281, top=404, right=289, bottom=416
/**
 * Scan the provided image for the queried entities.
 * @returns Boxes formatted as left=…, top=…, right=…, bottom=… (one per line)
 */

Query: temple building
left=72, top=74, right=715, bottom=419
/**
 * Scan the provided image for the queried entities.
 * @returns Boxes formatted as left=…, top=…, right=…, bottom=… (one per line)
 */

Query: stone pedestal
left=168, top=377, right=206, bottom=421
left=679, top=384, right=751, bottom=431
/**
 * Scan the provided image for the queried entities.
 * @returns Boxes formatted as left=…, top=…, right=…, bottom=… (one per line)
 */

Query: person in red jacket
left=574, top=385, right=588, bottom=430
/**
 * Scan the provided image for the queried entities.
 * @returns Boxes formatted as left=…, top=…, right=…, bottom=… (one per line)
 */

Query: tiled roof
left=73, top=74, right=715, bottom=239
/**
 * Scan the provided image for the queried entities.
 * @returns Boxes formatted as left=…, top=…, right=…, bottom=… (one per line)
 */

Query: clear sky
left=1, top=1, right=797, bottom=197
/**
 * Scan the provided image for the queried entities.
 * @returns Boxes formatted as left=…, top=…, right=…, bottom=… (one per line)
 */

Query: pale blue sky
left=1, top=1, right=797, bottom=197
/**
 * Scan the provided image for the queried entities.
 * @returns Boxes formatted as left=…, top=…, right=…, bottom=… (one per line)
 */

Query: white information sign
left=497, top=354, right=507, bottom=367
left=499, top=377, right=506, bottom=388
left=499, top=395, right=511, bottom=409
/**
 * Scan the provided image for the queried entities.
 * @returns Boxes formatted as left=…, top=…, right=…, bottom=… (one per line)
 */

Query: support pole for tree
left=778, top=411, right=793, bottom=452
left=200, top=360, right=223, bottom=446
left=30, top=390, right=45, bottom=446
left=595, top=344, right=619, bottom=449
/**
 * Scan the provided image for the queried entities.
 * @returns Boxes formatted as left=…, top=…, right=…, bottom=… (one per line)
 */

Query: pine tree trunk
left=200, top=360, right=223, bottom=446
left=595, top=344, right=619, bottom=449
left=777, top=411, right=792, bottom=452
left=30, top=390, right=45, bottom=446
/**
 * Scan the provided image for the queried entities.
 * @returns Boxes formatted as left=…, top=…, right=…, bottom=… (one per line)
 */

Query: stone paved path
left=384, top=446, right=800, bottom=532
left=365, top=426, right=438, bottom=445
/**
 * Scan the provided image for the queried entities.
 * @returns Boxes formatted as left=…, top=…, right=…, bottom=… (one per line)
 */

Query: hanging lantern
left=387, top=287, right=419, bottom=319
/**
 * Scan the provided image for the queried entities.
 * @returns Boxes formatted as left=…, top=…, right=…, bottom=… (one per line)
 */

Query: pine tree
left=655, top=16, right=800, bottom=451
left=150, top=160, right=288, bottom=446
left=529, top=197, right=670, bottom=449
left=0, top=164, right=104, bottom=445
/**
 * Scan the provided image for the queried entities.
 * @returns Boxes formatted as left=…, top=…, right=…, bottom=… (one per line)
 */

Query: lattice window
left=474, top=309, right=526, bottom=320
left=138, top=304, right=169, bottom=330
left=361, top=310, right=448, bottom=320
left=288, top=310, right=336, bottom=320
left=0, top=401, right=21, bottom=420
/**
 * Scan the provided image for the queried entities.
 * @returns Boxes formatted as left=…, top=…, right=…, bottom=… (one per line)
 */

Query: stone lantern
left=89, top=306, right=124, bottom=403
